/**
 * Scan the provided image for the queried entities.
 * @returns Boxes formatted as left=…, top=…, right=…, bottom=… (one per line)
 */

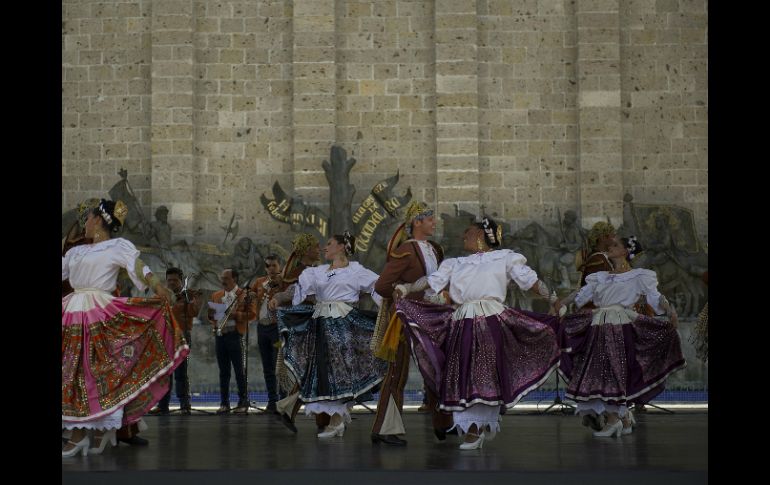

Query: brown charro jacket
left=374, top=240, right=444, bottom=303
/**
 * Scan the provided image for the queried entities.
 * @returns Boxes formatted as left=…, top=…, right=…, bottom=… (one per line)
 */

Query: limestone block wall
left=62, top=0, right=707, bottom=243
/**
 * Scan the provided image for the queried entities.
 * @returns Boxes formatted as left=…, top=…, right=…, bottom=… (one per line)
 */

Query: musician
left=149, top=267, right=202, bottom=415
left=249, top=255, right=287, bottom=414
left=207, top=268, right=257, bottom=414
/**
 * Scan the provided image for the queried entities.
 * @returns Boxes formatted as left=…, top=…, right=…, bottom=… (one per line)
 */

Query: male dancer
left=370, top=201, right=453, bottom=446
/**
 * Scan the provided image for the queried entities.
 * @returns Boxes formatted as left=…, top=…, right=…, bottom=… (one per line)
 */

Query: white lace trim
left=450, top=403, right=501, bottom=440
left=62, top=408, right=124, bottom=431
left=304, top=400, right=353, bottom=423
left=576, top=400, right=628, bottom=418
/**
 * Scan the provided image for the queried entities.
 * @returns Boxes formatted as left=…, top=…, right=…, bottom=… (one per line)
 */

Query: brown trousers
left=371, top=336, right=452, bottom=435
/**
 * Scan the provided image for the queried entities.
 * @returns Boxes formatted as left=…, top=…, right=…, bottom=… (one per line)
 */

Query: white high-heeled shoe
left=593, top=420, right=624, bottom=438
left=89, top=429, right=117, bottom=455
left=317, top=422, right=345, bottom=439
left=459, top=432, right=485, bottom=450
left=621, top=410, right=635, bottom=435
left=627, top=410, right=636, bottom=427
left=62, top=436, right=90, bottom=458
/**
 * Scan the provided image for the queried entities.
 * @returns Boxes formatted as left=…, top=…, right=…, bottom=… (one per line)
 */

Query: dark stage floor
left=62, top=410, right=707, bottom=484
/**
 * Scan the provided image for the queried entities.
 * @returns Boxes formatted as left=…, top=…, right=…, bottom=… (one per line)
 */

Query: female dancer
left=395, top=217, right=560, bottom=450
left=278, top=232, right=387, bottom=438
left=555, top=237, right=686, bottom=437
left=62, top=199, right=189, bottom=457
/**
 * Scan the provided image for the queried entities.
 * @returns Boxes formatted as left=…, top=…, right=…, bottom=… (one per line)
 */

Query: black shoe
left=371, top=433, right=407, bottom=446
left=279, top=413, right=297, bottom=433
left=265, top=402, right=278, bottom=414
left=433, top=427, right=447, bottom=441
left=179, top=408, right=192, bottom=416
left=148, top=407, right=170, bottom=416
left=117, top=435, right=149, bottom=446
left=232, top=405, right=249, bottom=414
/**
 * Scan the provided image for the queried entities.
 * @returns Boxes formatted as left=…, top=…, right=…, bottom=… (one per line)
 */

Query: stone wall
left=62, top=0, right=707, bottom=243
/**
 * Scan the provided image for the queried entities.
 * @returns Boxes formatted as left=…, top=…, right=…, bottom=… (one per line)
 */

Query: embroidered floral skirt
left=62, top=290, right=189, bottom=429
left=278, top=304, right=387, bottom=403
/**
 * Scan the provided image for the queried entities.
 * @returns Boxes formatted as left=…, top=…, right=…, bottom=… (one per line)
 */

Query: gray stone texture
left=63, top=0, right=707, bottom=243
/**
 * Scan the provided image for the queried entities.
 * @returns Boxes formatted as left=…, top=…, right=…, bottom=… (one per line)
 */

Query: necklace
left=328, top=261, right=349, bottom=271
left=612, top=262, right=631, bottom=273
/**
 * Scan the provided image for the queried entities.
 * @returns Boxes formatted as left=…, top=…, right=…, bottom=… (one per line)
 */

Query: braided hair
left=90, top=199, right=122, bottom=233
left=333, top=231, right=356, bottom=256
left=474, top=216, right=502, bottom=248
left=621, top=235, right=643, bottom=262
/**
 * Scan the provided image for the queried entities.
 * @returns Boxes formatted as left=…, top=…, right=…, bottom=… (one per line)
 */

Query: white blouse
left=293, top=262, right=383, bottom=316
left=428, top=249, right=539, bottom=318
left=574, top=268, right=664, bottom=315
left=62, top=238, right=151, bottom=293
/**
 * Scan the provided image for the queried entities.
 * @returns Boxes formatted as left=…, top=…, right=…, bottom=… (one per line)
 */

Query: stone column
left=576, top=0, right=623, bottom=227
left=292, top=0, right=337, bottom=206
left=435, top=0, right=480, bottom=217
left=150, top=0, right=196, bottom=238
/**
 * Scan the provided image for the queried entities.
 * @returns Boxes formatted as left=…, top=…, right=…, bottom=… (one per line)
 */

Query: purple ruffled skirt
left=396, top=299, right=560, bottom=411
left=561, top=309, right=686, bottom=405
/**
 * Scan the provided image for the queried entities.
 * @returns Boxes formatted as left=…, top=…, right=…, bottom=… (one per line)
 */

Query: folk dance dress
left=562, top=268, right=686, bottom=418
left=395, top=249, right=560, bottom=436
left=62, top=238, right=189, bottom=430
left=278, top=262, right=388, bottom=422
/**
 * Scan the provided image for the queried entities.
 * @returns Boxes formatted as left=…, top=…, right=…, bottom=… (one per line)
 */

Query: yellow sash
left=374, top=311, right=403, bottom=362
